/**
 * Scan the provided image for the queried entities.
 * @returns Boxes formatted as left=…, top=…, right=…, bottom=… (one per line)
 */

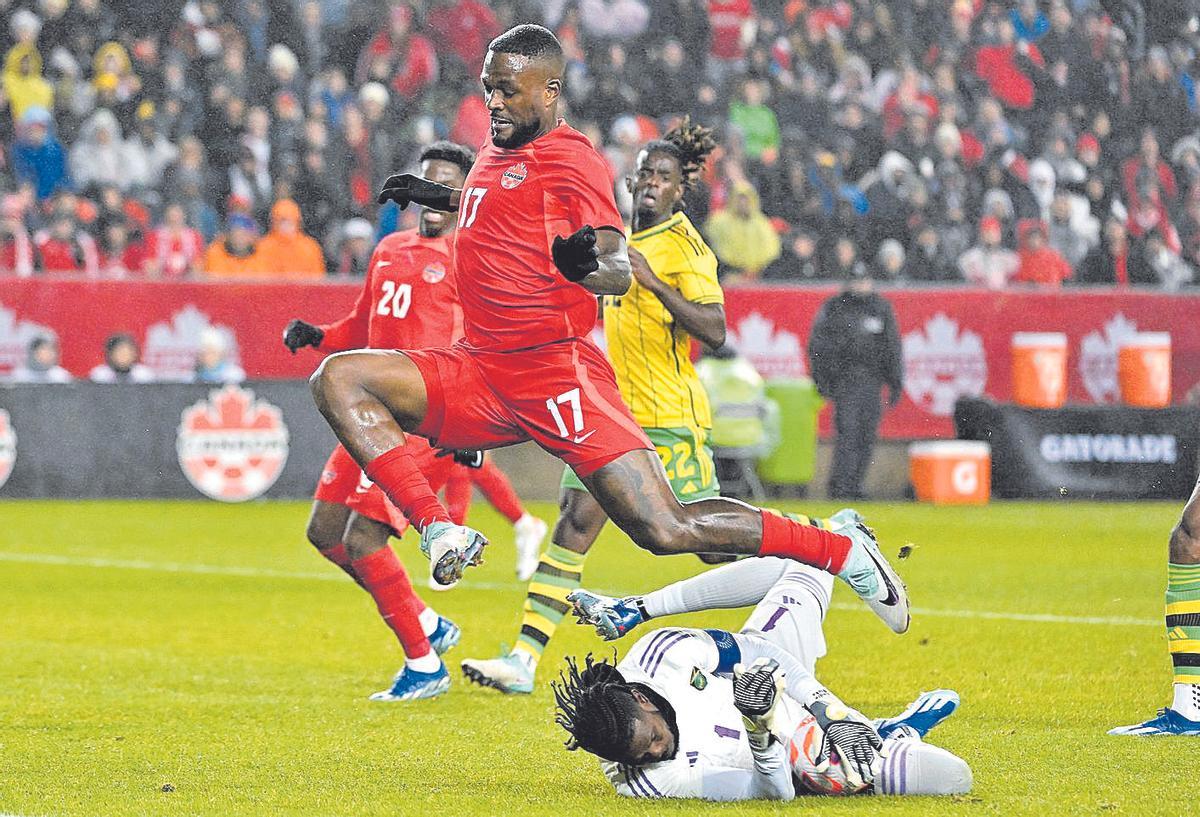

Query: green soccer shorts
left=561, top=425, right=720, bottom=500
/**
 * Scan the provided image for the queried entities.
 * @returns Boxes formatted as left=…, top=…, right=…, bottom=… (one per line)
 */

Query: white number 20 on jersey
left=376, top=281, right=412, bottom=318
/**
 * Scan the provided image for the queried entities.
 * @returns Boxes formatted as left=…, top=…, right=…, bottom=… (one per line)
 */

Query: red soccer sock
left=758, top=511, right=852, bottom=574
left=444, top=466, right=473, bottom=525
left=364, top=445, right=451, bottom=532
left=473, top=459, right=524, bottom=524
left=352, top=547, right=432, bottom=660
left=317, top=542, right=365, bottom=588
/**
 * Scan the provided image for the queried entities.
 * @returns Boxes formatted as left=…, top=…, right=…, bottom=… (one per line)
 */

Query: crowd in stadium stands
left=1, top=0, right=1199, bottom=288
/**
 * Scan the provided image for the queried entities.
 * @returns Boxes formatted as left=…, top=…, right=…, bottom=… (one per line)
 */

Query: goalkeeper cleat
left=513, top=513, right=547, bottom=582
left=369, top=662, right=450, bottom=702
left=829, top=507, right=865, bottom=530
left=876, top=689, right=960, bottom=739
left=427, top=615, right=461, bottom=656
left=460, top=652, right=535, bottom=694
left=836, top=523, right=910, bottom=634
left=1108, top=708, right=1200, bottom=736
left=420, top=521, right=488, bottom=588
left=567, top=589, right=644, bottom=641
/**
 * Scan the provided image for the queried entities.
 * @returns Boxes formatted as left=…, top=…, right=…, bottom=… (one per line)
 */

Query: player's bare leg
left=309, top=350, right=487, bottom=586
left=462, top=486, right=606, bottom=693
left=1111, top=476, right=1200, bottom=735
left=341, top=512, right=460, bottom=702
left=304, top=500, right=360, bottom=584
left=582, top=450, right=909, bottom=633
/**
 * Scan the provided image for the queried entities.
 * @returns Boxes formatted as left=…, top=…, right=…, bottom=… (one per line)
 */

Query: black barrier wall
left=0, top=382, right=339, bottom=500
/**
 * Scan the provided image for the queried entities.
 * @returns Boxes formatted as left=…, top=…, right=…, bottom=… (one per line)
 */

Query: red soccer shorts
left=405, top=339, right=652, bottom=478
left=312, top=444, right=360, bottom=505
left=315, top=441, right=456, bottom=536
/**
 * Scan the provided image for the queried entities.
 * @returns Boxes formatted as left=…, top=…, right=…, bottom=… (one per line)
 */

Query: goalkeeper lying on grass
left=552, top=558, right=971, bottom=800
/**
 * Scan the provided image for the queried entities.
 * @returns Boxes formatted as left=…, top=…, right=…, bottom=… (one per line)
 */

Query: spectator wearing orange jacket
left=254, top=199, right=326, bottom=279
left=203, top=214, right=264, bottom=279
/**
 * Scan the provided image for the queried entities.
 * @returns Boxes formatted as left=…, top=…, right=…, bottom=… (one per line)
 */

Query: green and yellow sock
left=782, top=512, right=833, bottom=530
left=511, top=543, right=586, bottom=671
left=1167, top=562, right=1200, bottom=689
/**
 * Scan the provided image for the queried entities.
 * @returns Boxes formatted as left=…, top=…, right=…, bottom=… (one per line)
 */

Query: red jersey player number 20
left=405, top=122, right=653, bottom=478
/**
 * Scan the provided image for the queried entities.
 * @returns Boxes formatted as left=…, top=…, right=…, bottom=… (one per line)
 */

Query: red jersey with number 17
left=452, top=122, right=623, bottom=351
left=317, top=229, right=462, bottom=352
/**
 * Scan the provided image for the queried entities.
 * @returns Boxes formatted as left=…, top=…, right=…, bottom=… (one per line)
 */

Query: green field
left=0, top=499, right=1188, bottom=816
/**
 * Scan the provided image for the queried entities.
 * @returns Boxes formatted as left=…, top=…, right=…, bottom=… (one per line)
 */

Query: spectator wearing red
left=0, top=194, right=34, bottom=276
left=1014, top=218, right=1071, bottom=287
left=707, top=0, right=754, bottom=80
left=97, top=218, right=147, bottom=277
left=881, top=66, right=939, bottom=141
left=974, top=18, right=1045, bottom=110
left=35, top=213, right=100, bottom=276
left=356, top=5, right=438, bottom=102
left=426, top=0, right=499, bottom=67
left=1122, top=128, right=1179, bottom=211
left=144, top=203, right=204, bottom=279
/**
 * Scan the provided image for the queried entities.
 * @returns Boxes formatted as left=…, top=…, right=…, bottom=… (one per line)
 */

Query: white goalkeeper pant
left=649, top=557, right=972, bottom=797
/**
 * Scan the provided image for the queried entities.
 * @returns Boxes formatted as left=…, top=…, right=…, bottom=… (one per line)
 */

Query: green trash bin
left=758, top=377, right=824, bottom=486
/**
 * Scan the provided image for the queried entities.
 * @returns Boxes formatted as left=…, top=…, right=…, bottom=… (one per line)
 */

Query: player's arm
left=628, top=247, right=726, bottom=349
left=284, top=260, right=375, bottom=353
left=552, top=226, right=631, bottom=296
left=377, top=174, right=462, bottom=212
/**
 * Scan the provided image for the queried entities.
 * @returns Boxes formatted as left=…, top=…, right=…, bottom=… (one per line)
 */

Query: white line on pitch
left=0, top=550, right=1161, bottom=628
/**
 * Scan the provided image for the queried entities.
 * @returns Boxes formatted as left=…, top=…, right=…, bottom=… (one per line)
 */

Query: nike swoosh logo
left=376, top=261, right=392, bottom=269
left=573, top=430, right=597, bottom=444
left=860, top=531, right=900, bottom=606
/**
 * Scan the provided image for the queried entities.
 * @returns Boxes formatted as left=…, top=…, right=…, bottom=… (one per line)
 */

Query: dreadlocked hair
left=644, top=116, right=718, bottom=193
left=552, top=653, right=640, bottom=763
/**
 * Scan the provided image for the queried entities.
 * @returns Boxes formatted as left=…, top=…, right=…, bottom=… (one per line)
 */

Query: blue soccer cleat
left=836, top=522, right=910, bottom=634
left=567, top=589, right=644, bottom=641
left=876, top=689, right=961, bottom=739
left=369, top=662, right=450, bottom=702
left=428, top=615, right=461, bottom=656
left=1108, top=708, right=1200, bottom=736
left=420, top=521, right=488, bottom=588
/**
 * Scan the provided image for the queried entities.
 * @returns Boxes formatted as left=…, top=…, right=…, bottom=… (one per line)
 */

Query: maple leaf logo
left=176, top=385, right=289, bottom=502
left=144, top=305, right=241, bottom=381
left=0, top=302, right=55, bottom=375
left=0, top=409, right=15, bottom=490
left=726, top=312, right=806, bottom=379
left=1078, top=312, right=1140, bottom=403
left=902, top=313, right=987, bottom=416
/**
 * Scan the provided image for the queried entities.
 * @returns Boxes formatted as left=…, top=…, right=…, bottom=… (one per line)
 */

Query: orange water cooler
left=1118, top=332, right=1172, bottom=408
left=909, top=441, right=991, bottom=505
left=1011, top=332, right=1068, bottom=408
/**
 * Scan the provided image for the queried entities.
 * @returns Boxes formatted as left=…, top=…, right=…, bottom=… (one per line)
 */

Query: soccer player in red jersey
left=282, top=142, right=478, bottom=701
left=309, top=26, right=909, bottom=644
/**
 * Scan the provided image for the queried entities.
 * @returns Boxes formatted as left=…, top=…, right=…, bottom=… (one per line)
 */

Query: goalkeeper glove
left=436, top=448, right=484, bottom=469
left=377, top=173, right=457, bottom=211
left=809, top=696, right=882, bottom=790
left=552, top=225, right=600, bottom=282
left=282, top=319, right=324, bottom=353
left=733, top=658, right=785, bottom=746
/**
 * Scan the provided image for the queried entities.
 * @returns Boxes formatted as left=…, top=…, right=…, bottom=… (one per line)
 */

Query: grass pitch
left=0, top=499, right=1189, bottom=816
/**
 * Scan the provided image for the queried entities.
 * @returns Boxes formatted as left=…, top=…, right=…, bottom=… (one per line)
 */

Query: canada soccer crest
left=0, top=409, right=15, bottom=490
left=176, top=385, right=289, bottom=502
left=902, top=313, right=987, bottom=416
left=422, top=262, right=446, bottom=284
left=1079, top=312, right=1140, bottom=403
left=725, top=312, right=806, bottom=379
left=501, top=162, right=528, bottom=189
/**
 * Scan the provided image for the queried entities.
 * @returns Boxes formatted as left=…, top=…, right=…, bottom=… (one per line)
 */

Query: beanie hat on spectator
left=20, top=106, right=52, bottom=128
left=980, top=216, right=1002, bottom=236
left=1077, top=133, right=1099, bottom=155
left=10, top=9, right=41, bottom=41
left=228, top=214, right=257, bottom=233
left=359, top=82, right=390, bottom=109
left=343, top=218, right=374, bottom=241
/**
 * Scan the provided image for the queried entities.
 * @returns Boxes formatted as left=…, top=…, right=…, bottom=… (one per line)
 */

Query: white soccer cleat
left=513, top=513, right=547, bottom=582
left=836, top=522, right=910, bottom=634
left=461, top=653, right=535, bottom=694
left=420, top=521, right=488, bottom=588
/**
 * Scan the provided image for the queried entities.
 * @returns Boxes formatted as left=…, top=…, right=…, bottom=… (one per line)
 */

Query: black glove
left=732, top=658, right=780, bottom=720
left=552, top=225, right=599, bottom=282
left=887, top=384, right=902, bottom=408
left=282, top=319, right=324, bottom=353
left=811, top=699, right=883, bottom=783
left=436, top=448, right=484, bottom=468
left=377, top=173, right=457, bottom=211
